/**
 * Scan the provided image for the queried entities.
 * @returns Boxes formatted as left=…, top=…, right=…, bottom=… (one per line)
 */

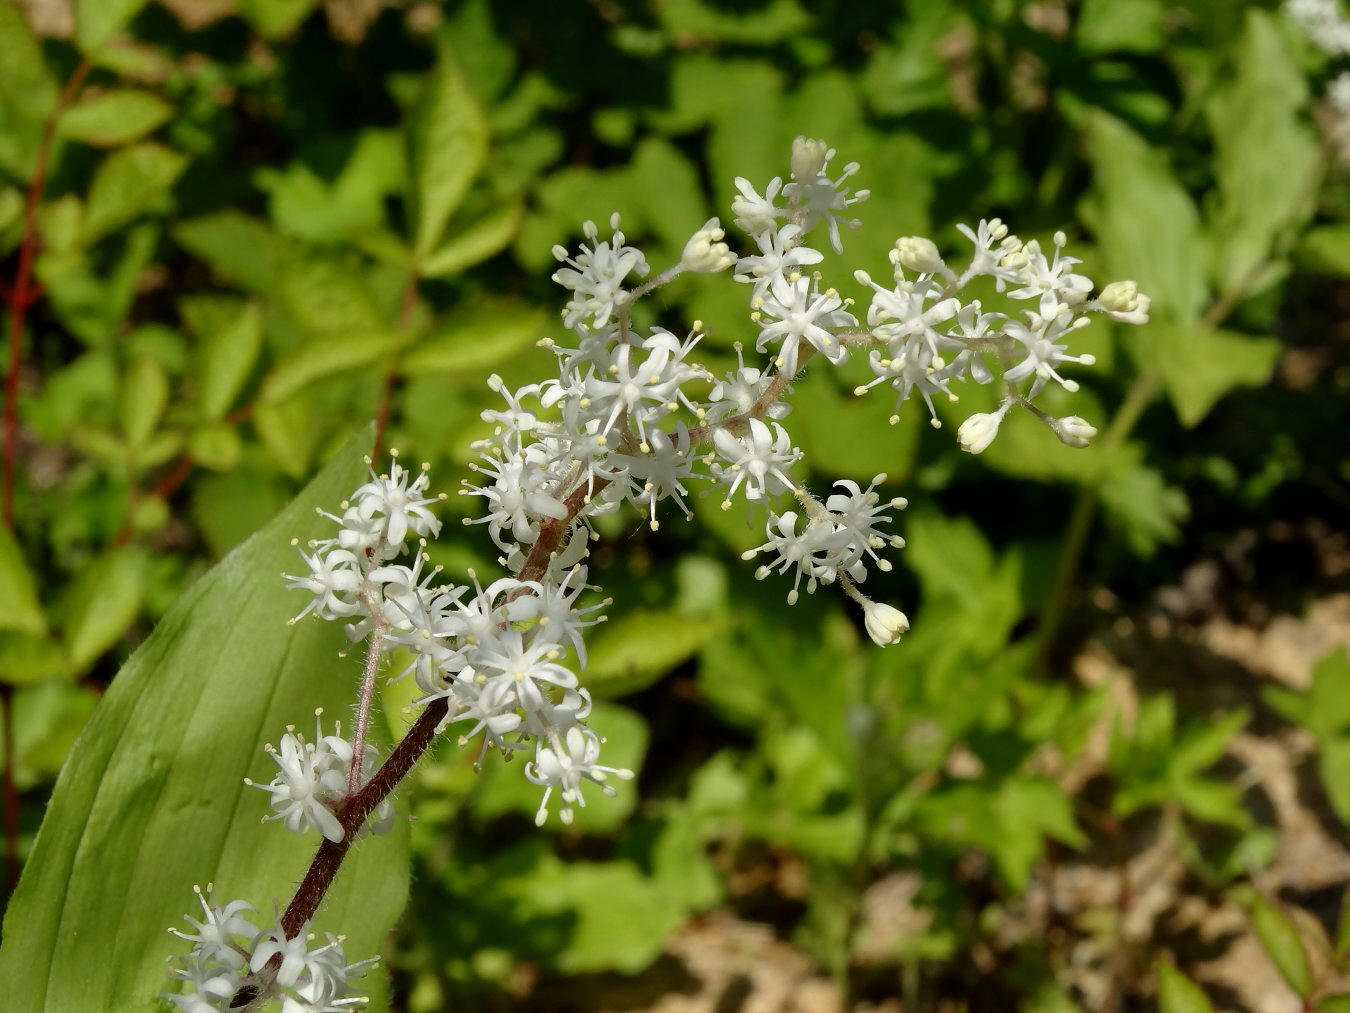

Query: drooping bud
left=956, top=410, right=1005, bottom=455
left=863, top=600, right=909, bottom=646
left=1095, top=280, right=1151, bottom=324
left=1051, top=415, right=1097, bottom=448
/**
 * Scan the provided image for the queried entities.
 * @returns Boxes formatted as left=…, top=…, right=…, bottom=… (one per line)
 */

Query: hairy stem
left=347, top=618, right=386, bottom=796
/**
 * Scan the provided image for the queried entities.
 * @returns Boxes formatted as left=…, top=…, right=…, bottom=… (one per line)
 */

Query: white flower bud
left=682, top=217, right=735, bottom=273
left=863, top=601, right=909, bottom=646
left=1051, top=416, right=1097, bottom=448
left=790, top=136, right=830, bottom=181
left=893, top=236, right=945, bottom=275
left=956, top=411, right=1004, bottom=455
left=1095, top=280, right=1151, bottom=324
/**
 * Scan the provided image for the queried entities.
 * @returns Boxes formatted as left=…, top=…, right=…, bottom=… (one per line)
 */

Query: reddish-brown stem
left=371, top=280, right=418, bottom=462
left=3, top=58, right=91, bottom=529
left=1, top=684, right=18, bottom=894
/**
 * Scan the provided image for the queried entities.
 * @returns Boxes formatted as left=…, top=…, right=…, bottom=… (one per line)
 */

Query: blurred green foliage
left=0, top=0, right=1347, bottom=1008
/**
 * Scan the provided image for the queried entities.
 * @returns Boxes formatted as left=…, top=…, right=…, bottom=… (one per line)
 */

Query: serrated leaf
left=585, top=610, right=725, bottom=697
left=418, top=201, right=523, bottom=278
left=57, top=90, right=172, bottom=147
left=1204, top=10, right=1318, bottom=295
left=61, top=546, right=146, bottom=671
left=0, top=525, right=46, bottom=637
left=407, top=44, right=489, bottom=260
left=400, top=303, right=546, bottom=375
left=1158, top=959, right=1214, bottom=1013
left=1098, top=460, right=1189, bottom=556
left=1252, top=896, right=1314, bottom=998
left=195, top=301, right=262, bottom=422
left=1080, top=110, right=1207, bottom=323
left=76, top=0, right=149, bottom=51
left=83, top=143, right=187, bottom=245
left=173, top=212, right=283, bottom=294
left=0, top=430, right=410, bottom=1009
left=1129, top=322, right=1280, bottom=428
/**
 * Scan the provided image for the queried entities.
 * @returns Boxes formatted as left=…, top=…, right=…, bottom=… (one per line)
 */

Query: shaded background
left=1, top=0, right=1349, bottom=1009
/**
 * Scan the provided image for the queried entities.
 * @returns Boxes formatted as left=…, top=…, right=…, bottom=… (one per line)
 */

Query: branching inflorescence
left=166, top=136, right=1148, bottom=1010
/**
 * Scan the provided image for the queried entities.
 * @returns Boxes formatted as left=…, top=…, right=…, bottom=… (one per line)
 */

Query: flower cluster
left=461, top=136, right=1146, bottom=636
left=165, top=885, right=374, bottom=1011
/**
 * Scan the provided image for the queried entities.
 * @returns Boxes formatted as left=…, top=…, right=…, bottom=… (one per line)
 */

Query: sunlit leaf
left=58, top=90, right=172, bottom=147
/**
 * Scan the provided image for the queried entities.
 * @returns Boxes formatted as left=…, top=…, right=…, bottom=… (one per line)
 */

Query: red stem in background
left=1, top=56, right=91, bottom=901
left=3, top=58, right=91, bottom=528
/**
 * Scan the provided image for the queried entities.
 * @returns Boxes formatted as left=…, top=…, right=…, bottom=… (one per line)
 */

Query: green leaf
left=61, top=546, right=146, bottom=671
left=57, top=90, right=172, bottom=147
left=1204, top=10, right=1318, bottom=296
left=236, top=0, right=317, bottom=37
left=1098, top=460, right=1189, bottom=556
left=76, top=0, right=149, bottom=51
left=400, top=303, right=547, bottom=376
left=585, top=609, right=726, bottom=697
left=0, top=429, right=410, bottom=1009
left=407, top=44, right=489, bottom=261
left=1170, top=708, right=1247, bottom=776
left=1077, top=0, right=1166, bottom=52
left=119, top=354, right=169, bottom=450
left=1129, top=322, right=1280, bottom=427
left=1297, top=226, right=1350, bottom=276
left=1316, top=996, right=1350, bottom=1013
left=418, top=201, right=523, bottom=278
left=1251, top=896, right=1314, bottom=998
left=1158, top=959, right=1214, bottom=1013
left=0, top=525, right=46, bottom=637
left=187, top=423, right=243, bottom=472
left=0, top=5, right=58, bottom=180
left=256, top=130, right=402, bottom=245
left=1079, top=110, right=1207, bottom=323
left=0, top=633, right=69, bottom=686
left=173, top=212, right=283, bottom=294
left=260, top=329, right=410, bottom=404
left=193, top=301, right=262, bottom=423
left=83, top=143, right=187, bottom=245
left=253, top=395, right=318, bottom=478
left=1318, top=737, right=1350, bottom=826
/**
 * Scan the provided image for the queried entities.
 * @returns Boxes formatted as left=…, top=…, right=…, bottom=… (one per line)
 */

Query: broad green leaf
left=76, top=0, right=149, bottom=51
left=253, top=395, right=318, bottom=478
left=1158, top=959, right=1214, bottom=1013
left=401, top=303, right=547, bottom=376
left=61, top=546, right=146, bottom=671
left=407, top=44, right=489, bottom=261
left=187, top=424, right=243, bottom=472
left=0, top=429, right=410, bottom=1009
left=1098, top=460, right=1189, bottom=556
left=418, top=201, right=523, bottom=278
left=0, top=525, right=46, bottom=637
left=119, top=354, right=169, bottom=450
left=1317, top=997, right=1350, bottom=1013
left=657, top=0, right=812, bottom=43
left=194, top=301, right=262, bottom=422
left=260, top=329, right=410, bottom=404
left=83, top=143, right=187, bottom=245
left=173, top=211, right=283, bottom=294
left=1251, top=896, right=1314, bottom=998
left=1079, top=110, right=1207, bottom=323
left=585, top=609, right=726, bottom=697
left=791, top=367, right=921, bottom=483
left=1298, top=226, right=1350, bottom=276
left=1128, top=322, right=1280, bottom=427
left=256, top=130, right=402, bottom=244
left=7, top=682, right=98, bottom=787
left=57, top=90, right=172, bottom=147
left=0, top=5, right=58, bottom=180
left=1204, top=10, right=1318, bottom=296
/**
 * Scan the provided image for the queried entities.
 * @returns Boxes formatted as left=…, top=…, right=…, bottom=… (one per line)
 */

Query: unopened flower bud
left=893, top=236, right=945, bottom=275
left=682, top=218, right=735, bottom=273
left=957, top=411, right=1005, bottom=455
left=790, top=136, right=830, bottom=181
left=863, top=600, right=909, bottom=646
left=1051, top=416, right=1096, bottom=448
left=1095, top=280, right=1151, bottom=324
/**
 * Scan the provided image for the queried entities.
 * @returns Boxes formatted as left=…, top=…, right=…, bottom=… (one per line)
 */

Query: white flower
left=165, top=887, right=260, bottom=1011
left=551, top=213, right=649, bottom=329
left=246, top=712, right=367, bottom=843
left=731, top=175, right=784, bottom=235
left=1003, top=308, right=1095, bottom=396
left=862, top=600, right=909, bottom=646
left=1091, top=280, right=1151, bottom=324
left=282, top=545, right=362, bottom=624
left=347, top=456, right=443, bottom=556
left=1007, top=232, right=1093, bottom=316
left=957, top=408, right=1008, bottom=455
left=682, top=217, right=735, bottom=273
left=251, top=919, right=377, bottom=1011
left=892, top=235, right=947, bottom=277
left=734, top=223, right=823, bottom=298
left=711, top=418, right=801, bottom=505
left=526, top=726, right=634, bottom=826
left=754, top=274, right=856, bottom=372
left=782, top=136, right=869, bottom=253
left=1051, top=415, right=1097, bottom=448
